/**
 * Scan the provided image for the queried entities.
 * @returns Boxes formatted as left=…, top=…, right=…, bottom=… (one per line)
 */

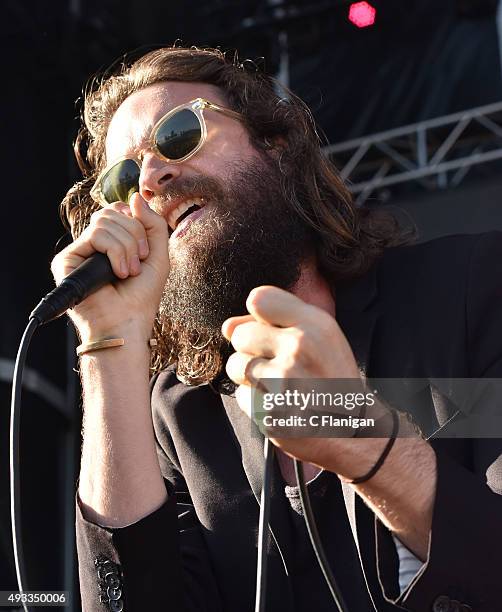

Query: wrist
left=75, top=316, right=154, bottom=344
left=323, top=403, right=399, bottom=479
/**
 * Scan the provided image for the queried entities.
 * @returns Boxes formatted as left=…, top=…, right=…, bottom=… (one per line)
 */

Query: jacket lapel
left=221, top=393, right=295, bottom=571
left=335, top=265, right=385, bottom=611
left=221, top=392, right=265, bottom=503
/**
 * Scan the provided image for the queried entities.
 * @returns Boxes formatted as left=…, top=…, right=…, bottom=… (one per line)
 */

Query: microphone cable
left=10, top=316, right=40, bottom=612
left=294, top=459, right=349, bottom=612
left=255, top=437, right=349, bottom=612
left=8, top=255, right=115, bottom=612
left=255, top=438, right=275, bottom=612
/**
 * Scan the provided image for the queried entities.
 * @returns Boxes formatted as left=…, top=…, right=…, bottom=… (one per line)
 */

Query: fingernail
left=130, top=254, right=141, bottom=274
left=120, top=257, right=128, bottom=277
left=138, top=239, right=149, bottom=258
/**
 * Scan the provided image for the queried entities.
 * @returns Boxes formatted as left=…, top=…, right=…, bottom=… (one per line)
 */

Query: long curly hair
left=61, top=45, right=403, bottom=379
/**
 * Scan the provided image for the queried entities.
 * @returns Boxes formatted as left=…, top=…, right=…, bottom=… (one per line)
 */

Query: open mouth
left=167, top=197, right=206, bottom=238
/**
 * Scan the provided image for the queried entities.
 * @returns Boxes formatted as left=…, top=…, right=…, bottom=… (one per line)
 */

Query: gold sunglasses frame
left=90, top=97, right=243, bottom=206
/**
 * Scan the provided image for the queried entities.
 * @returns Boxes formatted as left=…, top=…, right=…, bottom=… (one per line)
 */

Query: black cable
left=10, top=317, right=39, bottom=612
left=294, top=459, right=349, bottom=612
left=255, top=438, right=275, bottom=612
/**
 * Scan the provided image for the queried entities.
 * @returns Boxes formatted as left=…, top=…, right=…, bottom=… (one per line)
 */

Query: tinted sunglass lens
left=155, top=109, right=202, bottom=160
left=101, top=159, right=140, bottom=204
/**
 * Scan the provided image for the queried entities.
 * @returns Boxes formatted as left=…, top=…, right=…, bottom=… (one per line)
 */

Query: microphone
left=30, top=253, right=118, bottom=325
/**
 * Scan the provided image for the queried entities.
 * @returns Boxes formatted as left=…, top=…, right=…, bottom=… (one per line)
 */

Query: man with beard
left=157, top=162, right=313, bottom=386
left=52, top=46, right=502, bottom=611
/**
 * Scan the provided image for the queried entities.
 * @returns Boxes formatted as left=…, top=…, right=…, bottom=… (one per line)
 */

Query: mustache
left=148, top=175, right=227, bottom=212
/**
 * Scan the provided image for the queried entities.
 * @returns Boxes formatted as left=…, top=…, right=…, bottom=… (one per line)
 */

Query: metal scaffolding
left=323, top=100, right=502, bottom=205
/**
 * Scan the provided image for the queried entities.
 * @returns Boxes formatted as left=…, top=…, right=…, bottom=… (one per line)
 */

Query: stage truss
left=323, top=101, right=502, bottom=205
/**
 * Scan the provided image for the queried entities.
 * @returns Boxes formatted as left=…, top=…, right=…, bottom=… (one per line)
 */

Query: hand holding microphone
left=40, top=193, right=170, bottom=341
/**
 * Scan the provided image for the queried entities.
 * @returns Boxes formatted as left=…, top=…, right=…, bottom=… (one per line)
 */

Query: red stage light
left=349, top=2, right=377, bottom=28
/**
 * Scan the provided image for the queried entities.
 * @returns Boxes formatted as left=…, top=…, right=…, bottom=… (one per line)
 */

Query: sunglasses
left=90, top=98, right=243, bottom=207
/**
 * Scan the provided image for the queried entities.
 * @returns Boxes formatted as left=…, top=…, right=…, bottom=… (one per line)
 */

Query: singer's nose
left=139, top=153, right=182, bottom=201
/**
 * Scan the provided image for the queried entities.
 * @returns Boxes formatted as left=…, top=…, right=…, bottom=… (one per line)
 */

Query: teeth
left=167, top=197, right=204, bottom=230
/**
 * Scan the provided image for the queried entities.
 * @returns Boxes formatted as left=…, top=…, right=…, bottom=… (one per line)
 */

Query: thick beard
left=157, top=156, right=314, bottom=387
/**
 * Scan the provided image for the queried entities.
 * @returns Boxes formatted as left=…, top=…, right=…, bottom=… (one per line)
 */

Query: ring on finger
left=244, top=356, right=269, bottom=393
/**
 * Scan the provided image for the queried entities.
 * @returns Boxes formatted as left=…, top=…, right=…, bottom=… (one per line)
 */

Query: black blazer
left=76, top=232, right=502, bottom=612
